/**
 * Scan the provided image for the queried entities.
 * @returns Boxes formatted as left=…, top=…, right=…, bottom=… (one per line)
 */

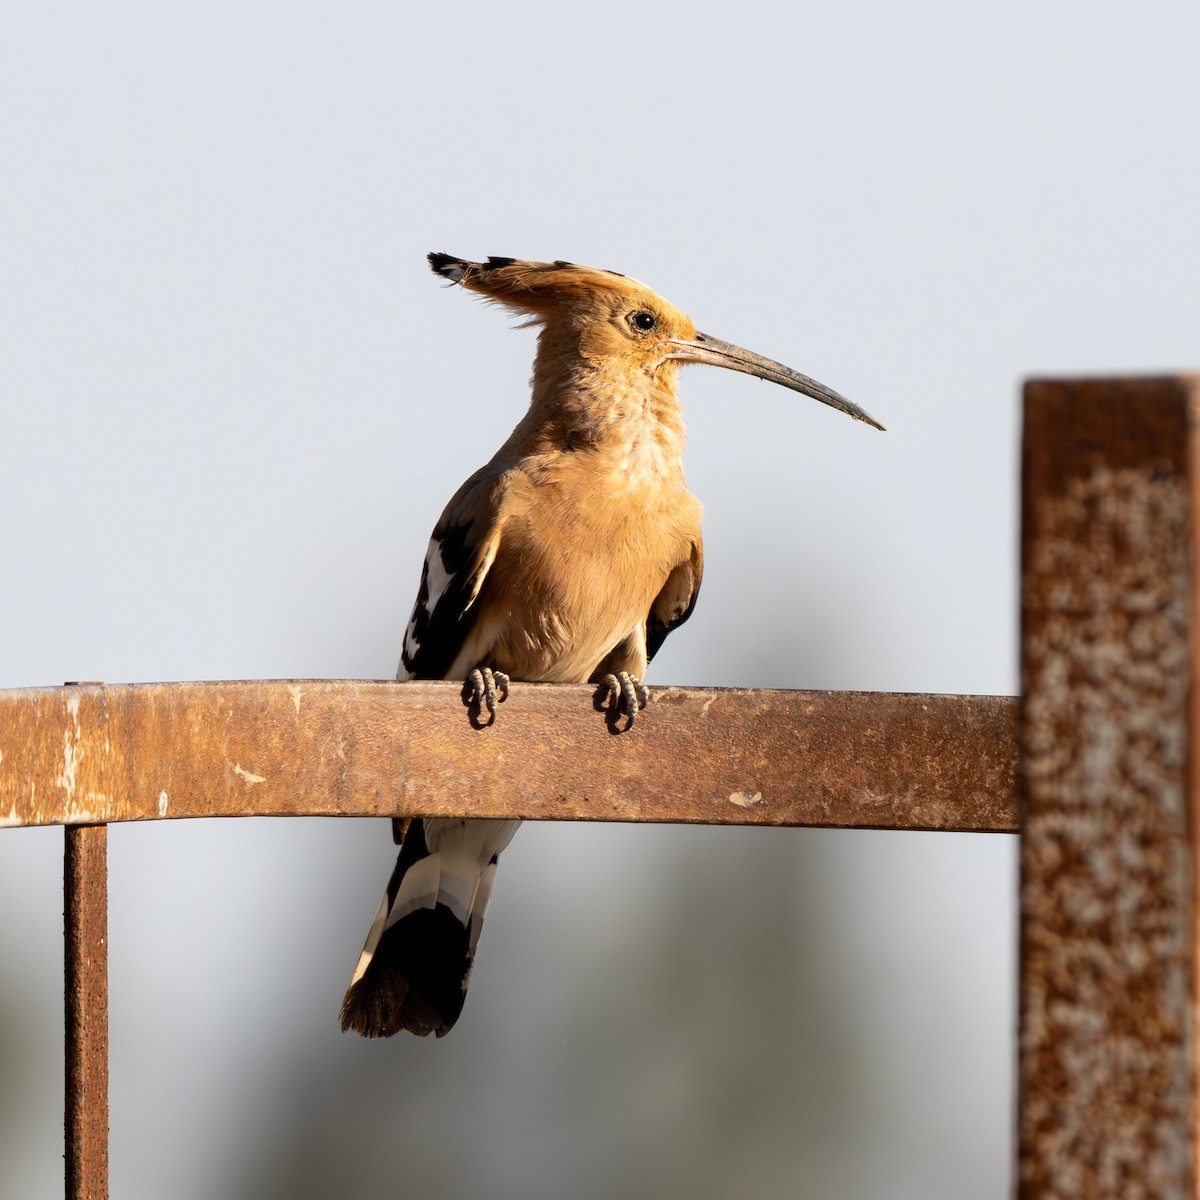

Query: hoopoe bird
left=339, top=254, right=883, bottom=1038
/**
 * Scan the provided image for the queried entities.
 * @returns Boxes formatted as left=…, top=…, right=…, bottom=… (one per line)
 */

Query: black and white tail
left=339, top=817, right=520, bottom=1038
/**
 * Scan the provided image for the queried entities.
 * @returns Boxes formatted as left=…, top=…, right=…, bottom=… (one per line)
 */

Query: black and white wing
left=341, top=465, right=517, bottom=1040
left=399, top=467, right=509, bottom=682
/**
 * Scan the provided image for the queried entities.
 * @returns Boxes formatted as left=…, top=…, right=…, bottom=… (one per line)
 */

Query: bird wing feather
left=645, top=538, right=704, bottom=663
left=400, top=468, right=510, bottom=681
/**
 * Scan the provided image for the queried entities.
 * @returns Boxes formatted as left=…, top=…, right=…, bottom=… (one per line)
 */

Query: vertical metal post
left=65, top=824, right=109, bottom=1200
left=1018, top=377, right=1200, bottom=1197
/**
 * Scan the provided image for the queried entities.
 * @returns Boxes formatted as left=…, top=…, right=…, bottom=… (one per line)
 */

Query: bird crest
left=429, top=253, right=634, bottom=311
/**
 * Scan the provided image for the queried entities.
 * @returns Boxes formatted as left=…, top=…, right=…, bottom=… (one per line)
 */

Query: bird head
left=428, top=253, right=883, bottom=431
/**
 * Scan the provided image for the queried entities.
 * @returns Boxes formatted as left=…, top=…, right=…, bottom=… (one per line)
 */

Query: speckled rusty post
left=65, top=823, right=108, bottom=1200
left=1019, top=377, right=1200, bottom=1198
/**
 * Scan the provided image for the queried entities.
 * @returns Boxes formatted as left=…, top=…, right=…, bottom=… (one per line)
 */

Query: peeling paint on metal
left=57, top=688, right=85, bottom=801
left=58, top=729, right=78, bottom=798
left=728, top=790, right=762, bottom=808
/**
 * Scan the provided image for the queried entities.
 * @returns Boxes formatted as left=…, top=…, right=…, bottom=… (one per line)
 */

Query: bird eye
left=630, top=311, right=656, bottom=332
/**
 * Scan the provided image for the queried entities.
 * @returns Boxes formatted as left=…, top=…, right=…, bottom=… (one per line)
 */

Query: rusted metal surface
left=0, top=682, right=1017, bottom=832
left=1192, top=385, right=1200, bottom=1198
left=65, top=824, right=108, bottom=1200
left=1018, top=376, right=1200, bottom=1198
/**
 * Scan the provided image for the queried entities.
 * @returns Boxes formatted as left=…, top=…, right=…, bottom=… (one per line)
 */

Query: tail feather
left=340, top=817, right=519, bottom=1038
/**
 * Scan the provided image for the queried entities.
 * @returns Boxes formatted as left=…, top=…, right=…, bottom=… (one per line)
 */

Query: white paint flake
left=157, top=790, right=169, bottom=817
left=728, top=790, right=763, bottom=808
left=288, top=684, right=303, bottom=714
left=58, top=730, right=78, bottom=798
left=232, top=764, right=266, bottom=785
left=57, top=689, right=84, bottom=799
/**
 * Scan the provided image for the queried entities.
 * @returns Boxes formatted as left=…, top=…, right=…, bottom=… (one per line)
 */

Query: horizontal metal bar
left=0, top=681, right=1017, bottom=833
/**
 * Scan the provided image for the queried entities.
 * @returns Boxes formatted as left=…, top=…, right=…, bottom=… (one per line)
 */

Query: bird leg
left=462, top=667, right=510, bottom=725
left=600, top=672, right=649, bottom=728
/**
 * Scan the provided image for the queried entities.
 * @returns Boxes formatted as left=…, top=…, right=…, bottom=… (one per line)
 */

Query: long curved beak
left=666, top=332, right=884, bottom=431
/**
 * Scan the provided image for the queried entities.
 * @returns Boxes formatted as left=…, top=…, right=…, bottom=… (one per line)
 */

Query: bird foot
left=597, top=672, right=649, bottom=730
left=462, top=667, right=510, bottom=726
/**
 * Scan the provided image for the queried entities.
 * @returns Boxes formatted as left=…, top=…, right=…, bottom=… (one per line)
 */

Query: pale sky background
left=2, top=4, right=1198, bottom=1198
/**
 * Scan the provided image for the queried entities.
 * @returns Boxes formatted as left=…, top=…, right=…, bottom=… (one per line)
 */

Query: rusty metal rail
left=2, top=374, right=1198, bottom=1198
left=0, top=682, right=1017, bottom=832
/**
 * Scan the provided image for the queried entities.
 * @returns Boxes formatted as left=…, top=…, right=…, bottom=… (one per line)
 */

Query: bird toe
left=600, top=672, right=649, bottom=728
left=462, top=667, right=510, bottom=725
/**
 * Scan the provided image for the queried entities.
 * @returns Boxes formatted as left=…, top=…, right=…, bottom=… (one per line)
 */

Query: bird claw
left=599, top=672, right=649, bottom=729
left=463, top=667, right=510, bottom=725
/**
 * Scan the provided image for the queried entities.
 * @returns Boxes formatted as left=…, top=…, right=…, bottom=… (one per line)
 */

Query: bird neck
left=503, top=335, right=688, bottom=477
